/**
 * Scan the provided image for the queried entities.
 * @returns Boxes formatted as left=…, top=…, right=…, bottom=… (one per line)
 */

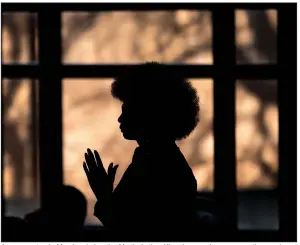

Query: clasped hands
left=83, top=148, right=119, bottom=201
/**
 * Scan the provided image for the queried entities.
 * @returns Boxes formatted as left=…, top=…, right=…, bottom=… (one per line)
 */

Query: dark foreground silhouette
left=25, top=185, right=87, bottom=241
left=2, top=216, right=32, bottom=241
left=83, top=62, right=220, bottom=240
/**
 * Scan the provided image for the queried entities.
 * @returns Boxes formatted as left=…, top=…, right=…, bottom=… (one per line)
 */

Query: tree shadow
left=247, top=10, right=277, bottom=63
left=236, top=10, right=278, bottom=185
left=2, top=13, right=30, bottom=199
left=62, top=13, right=99, bottom=56
left=2, top=78, right=25, bottom=198
left=132, top=11, right=212, bottom=63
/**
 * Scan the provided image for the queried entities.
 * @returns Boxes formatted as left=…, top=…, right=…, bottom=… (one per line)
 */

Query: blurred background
left=2, top=10, right=278, bottom=229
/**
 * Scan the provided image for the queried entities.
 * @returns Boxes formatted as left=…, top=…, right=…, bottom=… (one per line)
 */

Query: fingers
left=84, top=149, right=116, bottom=183
left=107, top=163, right=114, bottom=176
left=85, top=153, right=96, bottom=172
left=83, top=162, right=89, bottom=175
left=108, top=163, right=118, bottom=175
left=111, top=165, right=119, bottom=183
left=93, top=150, right=102, bottom=166
left=108, top=162, right=113, bottom=170
left=112, top=165, right=119, bottom=177
left=94, top=150, right=106, bottom=173
left=108, top=163, right=119, bottom=184
left=87, top=148, right=98, bottom=168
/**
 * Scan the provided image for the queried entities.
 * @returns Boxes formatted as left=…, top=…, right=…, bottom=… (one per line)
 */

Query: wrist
left=94, top=199, right=113, bottom=226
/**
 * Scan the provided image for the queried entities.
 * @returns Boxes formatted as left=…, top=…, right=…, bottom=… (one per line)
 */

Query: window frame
left=1, top=3, right=296, bottom=242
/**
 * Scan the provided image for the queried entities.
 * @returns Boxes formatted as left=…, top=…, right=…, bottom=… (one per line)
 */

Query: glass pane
left=238, top=190, right=278, bottom=230
left=2, top=12, right=38, bottom=64
left=236, top=80, right=278, bottom=189
left=235, top=10, right=277, bottom=64
left=62, top=11, right=212, bottom=64
left=63, top=78, right=213, bottom=225
left=236, top=80, right=278, bottom=230
left=2, top=79, right=40, bottom=218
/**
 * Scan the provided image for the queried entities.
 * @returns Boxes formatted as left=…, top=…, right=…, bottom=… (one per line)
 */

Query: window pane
left=63, top=78, right=213, bottom=225
left=235, top=10, right=277, bottom=64
left=2, top=79, right=40, bottom=218
left=62, top=11, right=212, bottom=64
left=2, top=12, right=38, bottom=64
left=238, top=190, right=278, bottom=230
left=236, top=80, right=278, bottom=190
left=236, top=80, right=278, bottom=230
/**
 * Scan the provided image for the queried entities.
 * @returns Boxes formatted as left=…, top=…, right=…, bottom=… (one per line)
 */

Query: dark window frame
left=1, top=3, right=296, bottom=242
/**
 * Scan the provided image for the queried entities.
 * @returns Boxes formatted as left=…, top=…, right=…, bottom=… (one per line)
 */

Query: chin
left=121, top=131, right=136, bottom=140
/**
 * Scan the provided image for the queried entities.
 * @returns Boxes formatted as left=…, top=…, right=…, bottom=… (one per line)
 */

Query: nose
left=118, top=113, right=123, bottom=123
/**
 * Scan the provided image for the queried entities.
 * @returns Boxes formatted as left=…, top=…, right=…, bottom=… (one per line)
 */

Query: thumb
left=108, top=163, right=119, bottom=183
left=107, top=162, right=114, bottom=176
left=112, top=164, right=119, bottom=177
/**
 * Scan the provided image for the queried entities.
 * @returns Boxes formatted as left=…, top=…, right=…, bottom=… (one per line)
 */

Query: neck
left=137, top=138, right=176, bottom=148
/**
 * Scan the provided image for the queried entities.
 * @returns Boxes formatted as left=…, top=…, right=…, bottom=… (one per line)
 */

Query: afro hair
left=111, top=62, right=200, bottom=140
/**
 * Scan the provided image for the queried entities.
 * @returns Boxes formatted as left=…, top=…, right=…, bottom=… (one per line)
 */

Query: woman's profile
left=83, top=62, right=200, bottom=238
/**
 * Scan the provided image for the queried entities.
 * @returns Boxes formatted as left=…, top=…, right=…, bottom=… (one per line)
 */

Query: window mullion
left=212, top=8, right=237, bottom=235
left=277, top=6, right=297, bottom=241
left=38, top=10, right=63, bottom=207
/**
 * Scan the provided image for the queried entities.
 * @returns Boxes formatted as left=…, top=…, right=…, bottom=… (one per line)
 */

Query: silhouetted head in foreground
left=111, top=62, right=200, bottom=143
left=25, top=185, right=87, bottom=240
left=3, top=216, right=31, bottom=241
left=40, top=185, right=87, bottom=232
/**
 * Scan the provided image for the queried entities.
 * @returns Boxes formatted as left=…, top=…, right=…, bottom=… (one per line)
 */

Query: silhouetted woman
left=84, top=62, right=200, bottom=239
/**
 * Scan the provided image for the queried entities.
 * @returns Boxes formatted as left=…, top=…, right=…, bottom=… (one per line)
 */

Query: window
left=2, top=3, right=296, bottom=242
